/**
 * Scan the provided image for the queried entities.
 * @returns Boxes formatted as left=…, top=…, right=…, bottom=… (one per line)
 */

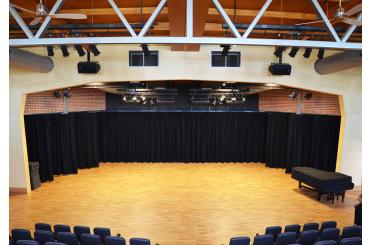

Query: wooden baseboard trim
left=9, top=187, right=28, bottom=196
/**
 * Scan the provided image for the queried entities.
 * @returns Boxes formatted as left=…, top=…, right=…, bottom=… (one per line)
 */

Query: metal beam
left=242, top=0, right=272, bottom=38
left=108, top=0, right=137, bottom=37
left=138, top=0, right=167, bottom=37
left=309, top=0, right=341, bottom=42
left=186, top=0, right=193, bottom=37
left=34, top=0, right=65, bottom=39
left=212, top=0, right=241, bottom=38
left=341, top=13, right=362, bottom=43
left=9, top=4, right=34, bottom=39
left=9, top=37, right=361, bottom=50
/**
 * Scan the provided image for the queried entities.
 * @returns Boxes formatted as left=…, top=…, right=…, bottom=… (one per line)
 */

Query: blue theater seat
left=129, top=238, right=151, bottom=245
left=44, top=243, right=67, bottom=245
left=80, top=234, right=101, bottom=245
left=339, top=237, right=362, bottom=245
left=252, top=234, right=273, bottom=245
left=284, top=224, right=301, bottom=235
left=53, top=225, right=71, bottom=234
left=105, top=236, right=126, bottom=245
left=229, top=237, right=250, bottom=245
left=314, top=241, right=337, bottom=245
left=320, top=221, right=337, bottom=232
left=73, top=226, right=90, bottom=241
left=265, top=226, right=282, bottom=241
left=303, top=223, right=319, bottom=231
left=339, top=226, right=362, bottom=240
left=275, top=232, right=297, bottom=245
left=34, top=230, right=55, bottom=245
left=35, top=224, right=52, bottom=232
left=319, top=228, right=340, bottom=241
left=15, top=241, right=40, bottom=245
left=297, top=230, right=318, bottom=245
left=94, top=227, right=111, bottom=243
left=11, top=229, right=32, bottom=243
left=55, top=232, right=78, bottom=245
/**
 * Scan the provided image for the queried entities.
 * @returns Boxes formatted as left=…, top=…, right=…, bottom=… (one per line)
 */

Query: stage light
left=303, top=48, right=312, bottom=58
left=220, top=95, right=226, bottom=103
left=74, top=45, right=86, bottom=57
left=123, top=96, right=127, bottom=101
left=132, top=96, right=138, bottom=101
left=141, top=44, right=150, bottom=56
left=289, top=90, right=298, bottom=100
left=288, top=47, right=299, bottom=58
left=274, top=46, right=286, bottom=58
left=220, top=45, right=231, bottom=56
left=222, top=82, right=226, bottom=87
left=304, top=92, right=313, bottom=100
left=89, top=44, right=101, bottom=56
left=53, top=91, right=62, bottom=99
left=47, top=45, right=54, bottom=56
left=317, top=48, right=325, bottom=60
left=60, top=45, right=69, bottom=57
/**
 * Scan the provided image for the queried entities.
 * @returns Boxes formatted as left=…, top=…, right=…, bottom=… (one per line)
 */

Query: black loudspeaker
left=77, top=62, right=101, bottom=73
left=29, top=162, right=41, bottom=190
left=269, top=63, right=292, bottom=75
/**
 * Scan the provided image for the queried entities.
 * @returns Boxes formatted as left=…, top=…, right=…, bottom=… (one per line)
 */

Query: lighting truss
left=9, top=0, right=361, bottom=50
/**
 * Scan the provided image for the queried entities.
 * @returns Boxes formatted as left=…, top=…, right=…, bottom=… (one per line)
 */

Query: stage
left=9, top=163, right=359, bottom=245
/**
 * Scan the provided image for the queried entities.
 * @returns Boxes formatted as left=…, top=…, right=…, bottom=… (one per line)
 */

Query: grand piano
left=291, top=167, right=354, bottom=203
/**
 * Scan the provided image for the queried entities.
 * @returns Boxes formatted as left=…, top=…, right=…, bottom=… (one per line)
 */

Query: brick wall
left=25, top=87, right=106, bottom=114
left=259, top=88, right=341, bottom=115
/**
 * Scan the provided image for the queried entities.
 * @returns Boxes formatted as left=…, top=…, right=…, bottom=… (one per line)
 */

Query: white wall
left=9, top=45, right=362, bottom=191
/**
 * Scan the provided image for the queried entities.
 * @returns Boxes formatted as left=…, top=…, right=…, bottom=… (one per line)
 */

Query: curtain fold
left=24, top=111, right=341, bottom=183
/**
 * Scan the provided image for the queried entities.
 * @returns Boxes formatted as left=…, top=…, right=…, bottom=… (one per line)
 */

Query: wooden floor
left=10, top=163, right=360, bottom=245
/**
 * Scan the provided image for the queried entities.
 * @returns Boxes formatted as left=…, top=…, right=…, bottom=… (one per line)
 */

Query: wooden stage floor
left=10, top=163, right=360, bottom=245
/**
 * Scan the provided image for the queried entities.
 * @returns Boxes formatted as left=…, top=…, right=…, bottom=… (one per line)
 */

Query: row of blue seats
left=229, top=236, right=361, bottom=245
left=10, top=223, right=150, bottom=245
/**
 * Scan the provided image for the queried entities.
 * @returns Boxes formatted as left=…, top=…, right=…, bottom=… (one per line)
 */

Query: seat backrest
left=15, top=241, right=40, bottom=245
left=35, top=224, right=52, bottom=232
left=229, top=237, right=250, bottom=245
left=54, top=225, right=71, bottom=234
left=80, top=234, right=101, bottom=245
left=94, top=227, right=111, bottom=243
left=129, top=238, right=151, bottom=245
left=11, top=229, right=32, bottom=243
left=319, top=228, right=340, bottom=241
left=275, top=232, right=297, bottom=245
left=314, top=241, right=337, bottom=245
left=298, top=230, right=318, bottom=245
left=55, top=232, right=78, bottom=245
left=73, top=226, right=90, bottom=241
left=45, top=243, right=68, bottom=245
left=320, top=221, right=337, bottom=231
left=284, top=224, right=301, bottom=235
left=105, top=236, right=126, bottom=245
left=264, top=226, right=282, bottom=241
left=34, top=230, right=55, bottom=244
left=252, top=234, right=273, bottom=245
left=340, top=226, right=362, bottom=240
left=339, top=237, right=362, bottom=245
left=303, top=223, right=319, bottom=231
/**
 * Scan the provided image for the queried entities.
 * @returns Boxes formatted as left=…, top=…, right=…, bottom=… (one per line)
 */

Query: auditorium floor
left=9, top=163, right=360, bottom=245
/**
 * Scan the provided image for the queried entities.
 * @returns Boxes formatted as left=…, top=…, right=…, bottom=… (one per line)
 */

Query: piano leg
left=299, top=181, right=302, bottom=189
left=342, top=192, right=345, bottom=202
left=318, top=191, right=322, bottom=201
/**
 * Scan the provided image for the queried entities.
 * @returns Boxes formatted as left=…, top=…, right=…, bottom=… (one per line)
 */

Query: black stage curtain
left=24, top=111, right=340, bottom=182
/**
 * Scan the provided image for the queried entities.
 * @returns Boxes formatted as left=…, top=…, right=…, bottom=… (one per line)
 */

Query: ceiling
left=9, top=0, right=362, bottom=50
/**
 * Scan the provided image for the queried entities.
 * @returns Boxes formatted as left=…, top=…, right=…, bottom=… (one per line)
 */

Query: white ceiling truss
left=9, top=0, right=361, bottom=50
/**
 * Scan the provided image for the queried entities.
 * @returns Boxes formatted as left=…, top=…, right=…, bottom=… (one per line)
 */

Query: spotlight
left=123, top=96, right=127, bottom=102
left=74, top=45, right=86, bottom=57
left=132, top=96, right=138, bottom=101
left=288, top=47, right=299, bottom=58
left=47, top=45, right=54, bottom=56
left=220, top=45, right=232, bottom=56
left=289, top=90, right=298, bottom=100
left=303, top=48, right=312, bottom=58
left=89, top=44, right=100, bottom=56
left=304, top=92, right=313, bottom=100
left=274, top=46, right=286, bottom=58
left=141, top=44, right=150, bottom=56
left=141, top=95, right=146, bottom=102
left=222, top=82, right=226, bottom=87
left=317, top=48, right=325, bottom=60
left=60, top=45, right=69, bottom=57
left=53, top=91, right=61, bottom=99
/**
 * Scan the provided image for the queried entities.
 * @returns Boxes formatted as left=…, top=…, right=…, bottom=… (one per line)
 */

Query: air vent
left=129, top=51, right=159, bottom=66
left=211, top=51, right=240, bottom=67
